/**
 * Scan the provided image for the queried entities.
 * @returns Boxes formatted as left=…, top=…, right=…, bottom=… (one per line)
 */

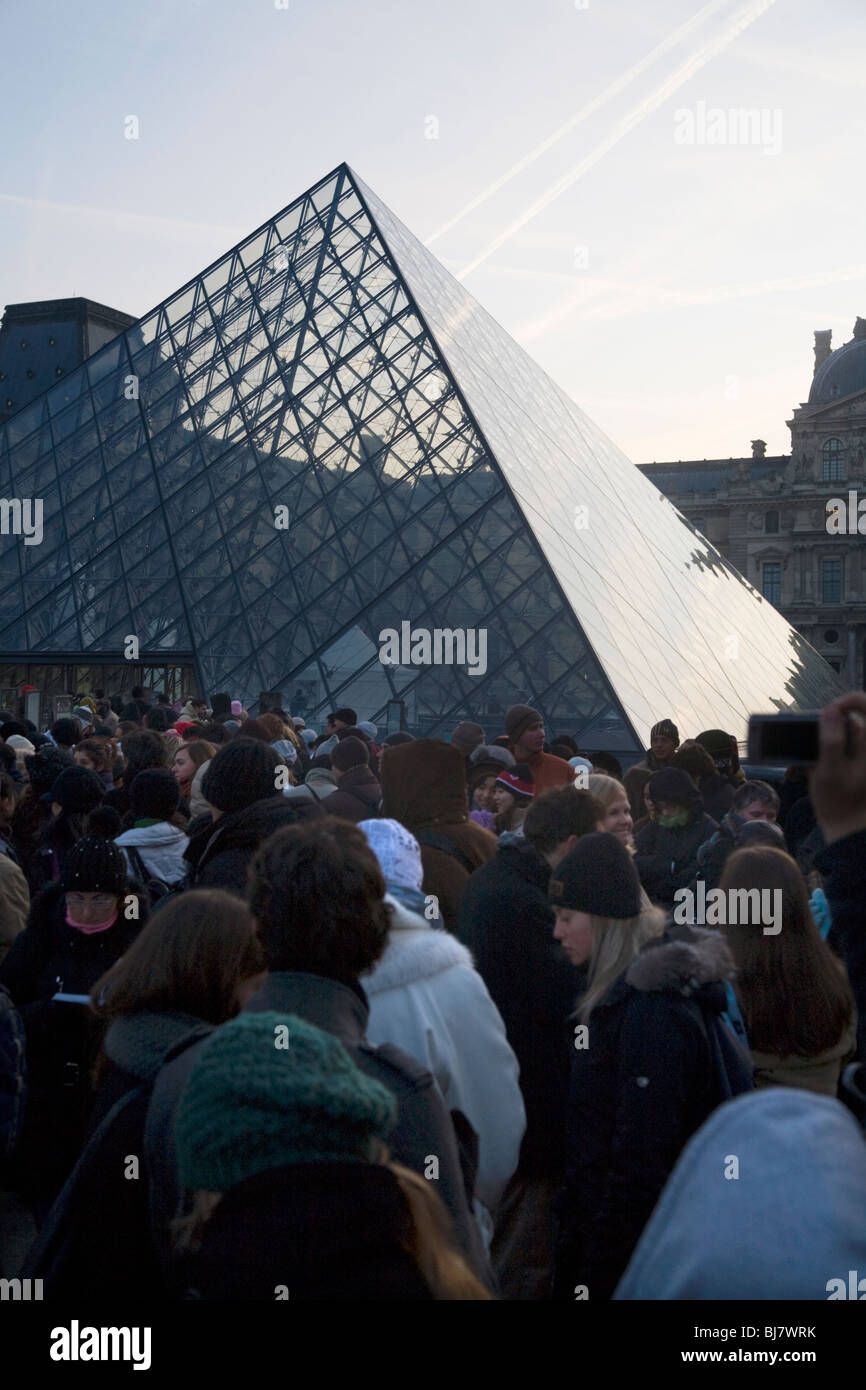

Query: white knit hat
left=359, top=818, right=423, bottom=892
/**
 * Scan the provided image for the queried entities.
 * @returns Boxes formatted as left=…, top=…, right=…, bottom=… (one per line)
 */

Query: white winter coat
left=364, top=895, right=526, bottom=1238
left=115, top=823, right=190, bottom=885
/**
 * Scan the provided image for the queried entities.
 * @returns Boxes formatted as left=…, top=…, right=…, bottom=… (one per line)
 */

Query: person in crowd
left=5, top=733, right=36, bottom=778
left=614, top=1088, right=866, bottom=1300
left=633, top=767, right=718, bottom=907
left=550, top=832, right=752, bottom=1300
left=589, top=751, right=624, bottom=780
left=548, top=734, right=580, bottom=761
left=450, top=722, right=485, bottom=761
left=695, top=727, right=743, bottom=786
left=184, top=739, right=324, bottom=894
left=256, top=712, right=304, bottom=771
left=672, top=739, right=735, bottom=822
left=689, top=779, right=781, bottom=893
left=283, top=753, right=339, bottom=806
left=622, top=765, right=653, bottom=830
left=208, top=694, right=233, bottom=725
left=115, top=770, right=190, bottom=890
left=0, top=773, right=29, bottom=963
left=178, top=697, right=207, bottom=723
left=145, top=817, right=488, bottom=1287
left=73, top=737, right=116, bottom=792
left=171, top=740, right=216, bottom=803
left=467, top=765, right=498, bottom=828
left=718, top=845, right=856, bottom=1094
left=457, top=787, right=605, bottom=1299
left=196, top=721, right=231, bottom=746
left=171, top=1011, right=490, bottom=1300
left=103, top=729, right=167, bottom=819
left=50, top=718, right=80, bottom=751
left=12, top=747, right=74, bottom=885
left=0, top=837, right=146, bottom=1212
left=380, top=738, right=497, bottom=932
left=633, top=718, right=680, bottom=772
left=492, top=766, right=535, bottom=838
left=503, top=706, right=574, bottom=792
left=586, top=774, right=634, bottom=849
left=23, top=889, right=266, bottom=1299
left=359, top=817, right=525, bottom=1248
left=321, top=737, right=380, bottom=822
left=777, top=763, right=809, bottom=829
left=315, top=708, right=358, bottom=758
left=28, top=766, right=105, bottom=894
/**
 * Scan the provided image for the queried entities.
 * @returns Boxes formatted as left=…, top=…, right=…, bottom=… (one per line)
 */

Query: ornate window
left=822, top=438, right=846, bottom=482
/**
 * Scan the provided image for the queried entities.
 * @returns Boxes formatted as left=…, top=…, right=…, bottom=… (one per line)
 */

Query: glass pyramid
left=0, top=164, right=844, bottom=750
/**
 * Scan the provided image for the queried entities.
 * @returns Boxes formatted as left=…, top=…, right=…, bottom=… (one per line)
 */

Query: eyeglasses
left=65, top=893, right=117, bottom=912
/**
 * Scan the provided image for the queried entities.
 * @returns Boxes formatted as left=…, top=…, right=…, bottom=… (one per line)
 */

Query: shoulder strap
left=305, top=782, right=321, bottom=803
left=414, top=828, right=475, bottom=875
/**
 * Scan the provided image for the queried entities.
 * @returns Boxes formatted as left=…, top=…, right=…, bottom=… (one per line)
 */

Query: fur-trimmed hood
left=626, top=924, right=736, bottom=995
left=364, top=894, right=475, bottom=996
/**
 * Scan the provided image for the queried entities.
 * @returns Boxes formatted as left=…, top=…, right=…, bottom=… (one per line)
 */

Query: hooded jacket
left=365, top=893, right=525, bottom=1234
left=633, top=810, right=718, bottom=906
left=381, top=740, right=497, bottom=931
left=184, top=796, right=323, bottom=894
left=557, top=924, right=753, bottom=1300
left=283, top=766, right=338, bottom=804
left=324, top=765, right=381, bottom=823
left=115, top=822, right=190, bottom=886
left=614, top=1088, right=866, bottom=1300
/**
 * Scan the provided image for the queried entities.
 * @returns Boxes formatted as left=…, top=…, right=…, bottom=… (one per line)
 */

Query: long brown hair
left=718, top=846, right=853, bottom=1056
left=91, top=889, right=265, bottom=1025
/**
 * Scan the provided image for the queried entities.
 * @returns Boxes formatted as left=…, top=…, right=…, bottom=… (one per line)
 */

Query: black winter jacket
left=184, top=796, right=324, bottom=894
left=816, top=829, right=866, bottom=1063
left=456, top=839, right=581, bottom=1178
left=634, top=812, right=718, bottom=906
left=557, top=925, right=753, bottom=1301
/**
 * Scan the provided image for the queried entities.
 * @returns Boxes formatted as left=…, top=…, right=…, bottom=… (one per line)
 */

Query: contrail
left=456, top=0, right=780, bottom=280
left=424, top=0, right=733, bottom=246
left=0, top=192, right=243, bottom=241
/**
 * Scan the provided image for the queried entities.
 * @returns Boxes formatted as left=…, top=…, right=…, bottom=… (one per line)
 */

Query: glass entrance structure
left=0, top=164, right=844, bottom=749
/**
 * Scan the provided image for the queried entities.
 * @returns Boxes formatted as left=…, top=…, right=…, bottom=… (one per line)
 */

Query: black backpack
left=126, top=847, right=188, bottom=909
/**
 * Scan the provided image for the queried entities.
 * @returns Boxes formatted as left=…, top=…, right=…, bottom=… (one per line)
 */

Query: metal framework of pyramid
left=0, top=163, right=844, bottom=749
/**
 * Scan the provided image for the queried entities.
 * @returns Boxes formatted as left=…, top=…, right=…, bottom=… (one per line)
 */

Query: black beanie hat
left=25, top=746, right=74, bottom=793
left=43, top=765, right=104, bottom=812
left=648, top=767, right=699, bottom=810
left=549, top=832, right=641, bottom=918
left=129, top=768, right=180, bottom=821
left=61, top=835, right=127, bottom=894
left=201, top=738, right=280, bottom=814
left=210, top=692, right=232, bottom=719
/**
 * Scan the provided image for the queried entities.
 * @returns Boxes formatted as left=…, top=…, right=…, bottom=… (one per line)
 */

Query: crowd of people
left=0, top=686, right=865, bottom=1300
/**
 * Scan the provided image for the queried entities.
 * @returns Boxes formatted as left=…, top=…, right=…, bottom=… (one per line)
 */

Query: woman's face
left=553, top=908, right=594, bottom=965
left=172, top=747, right=196, bottom=785
left=492, top=785, right=516, bottom=818
left=472, top=775, right=496, bottom=811
left=73, top=750, right=95, bottom=771
left=65, top=891, right=120, bottom=925
left=603, top=795, right=633, bottom=846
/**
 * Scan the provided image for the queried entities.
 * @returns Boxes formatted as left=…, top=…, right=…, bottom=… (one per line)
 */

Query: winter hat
left=129, top=768, right=180, bottom=822
left=24, top=746, right=74, bottom=793
left=175, top=1011, right=397, bottom=1194
left=357, top=721, right=378, bottom=741
left=495, top=765, right=535, bottom=802
left=735, top=820, right=787, bottom=850
left=332, top=708, right=358, bottom=727
left=300, top=728, right=317, bottom=747
left=549, top=832, right=642, bottom=919
left=651, top=719, right=680, bottom=745
left=505, top=704, right=543, bottom=746
left=450, top=721, right=485, bottom=757
left=88, top=805, right=123, bottom=839
left=201, top=739, right=281, bottom=814
left=359, top=818, right=424, bottom=892
left=6, top=734, right=35, bottom=756
left=43, top=765, right=104, bottom=812
left=331, top=736, right=370, bottom=773
left=210, top=693, right=232, bottom=719
left=60, top=835, right=127, bottom=894
left=648, top=767, right=699, bottom=810
left=293, top=718, right=306, bottom=730
left=469, top=743, right=515, bottom=770
left=570, top=756, right=594, bottom=774
left=382, top=731, right=414, bottom=747
left=231, top=700, right=243, bottom=717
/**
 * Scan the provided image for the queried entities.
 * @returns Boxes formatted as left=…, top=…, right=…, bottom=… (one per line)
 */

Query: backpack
left=414, top=829, right=476, bottom=875
left=126, top=846, right=188, bottom=909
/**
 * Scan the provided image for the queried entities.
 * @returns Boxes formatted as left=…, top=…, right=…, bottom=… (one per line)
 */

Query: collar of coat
left=624, top=923, right=737, bottom=996
left=364, top=895, right=474, bottom=996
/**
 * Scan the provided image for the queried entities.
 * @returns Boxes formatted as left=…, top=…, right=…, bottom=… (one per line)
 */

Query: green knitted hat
left=175, top=1011, right=398, bottom=1194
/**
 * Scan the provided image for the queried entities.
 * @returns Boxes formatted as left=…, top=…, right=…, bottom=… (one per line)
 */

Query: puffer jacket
left=115, top=822, right=190, bottom=886
left=557, top=924, right=753, bottom=1300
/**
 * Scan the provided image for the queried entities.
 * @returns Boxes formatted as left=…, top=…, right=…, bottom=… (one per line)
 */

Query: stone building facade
left=639, top=318, right=866, bottom=686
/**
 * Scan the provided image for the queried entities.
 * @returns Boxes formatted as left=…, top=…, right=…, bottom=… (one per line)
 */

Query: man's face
left=651, top=735, right=677, bottom=763
left=740, top=800, right=776, bottom=823
left=519, top=720, right=546, bottom=753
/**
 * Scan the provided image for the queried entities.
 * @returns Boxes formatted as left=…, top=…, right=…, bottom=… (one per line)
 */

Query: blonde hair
left=578, top=906, right=666, bottom=1021
left=586, top=774, right=628, bottom=812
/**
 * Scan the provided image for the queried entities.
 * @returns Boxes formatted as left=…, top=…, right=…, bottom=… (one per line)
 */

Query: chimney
left=814, top=329, right=832, bottom=374
left=751, top=439, right=766, bottom=459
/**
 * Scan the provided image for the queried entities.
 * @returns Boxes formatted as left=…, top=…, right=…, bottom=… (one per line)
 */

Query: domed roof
left=809, top=318, right=866, bottom=404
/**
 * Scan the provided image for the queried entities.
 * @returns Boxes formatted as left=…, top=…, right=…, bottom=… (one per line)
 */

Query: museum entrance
left=0, top=655, right=199, bottom=728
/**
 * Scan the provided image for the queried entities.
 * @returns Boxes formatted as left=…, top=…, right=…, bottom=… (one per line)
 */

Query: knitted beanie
left=495, top=765, right=535, bottom=803
left=44, top=765, right=104, bottom=812
left=504, top=705, right=542, bottom=746
left=469, top=743, right=515, bottom=771
left=450, top=721, right=485, bottom=757
left=357, top=721, right=378, bottom=741
left=129, top=768, right=180, bottom=821
left=359, top=818, right=423, bottom=892
left=549, top=832, right=641, bottom=919
left=230, top=700, right=243, bottom=717
left=651, top=718, right=680, bottom=745
left=175, top=1011, right=397, bottom=1193
left=61, top=835, right=127, bottom=894
left=201, top=738, right=280, bottom=814
left=24, top=746, right=74, bottom=793
left=648, top=767, right=699, bottom=809
left=331, top=736, right=370, bottom=773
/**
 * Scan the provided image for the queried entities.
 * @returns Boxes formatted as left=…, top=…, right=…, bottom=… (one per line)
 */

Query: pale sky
left=2, top=0, right=864, bottom=464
